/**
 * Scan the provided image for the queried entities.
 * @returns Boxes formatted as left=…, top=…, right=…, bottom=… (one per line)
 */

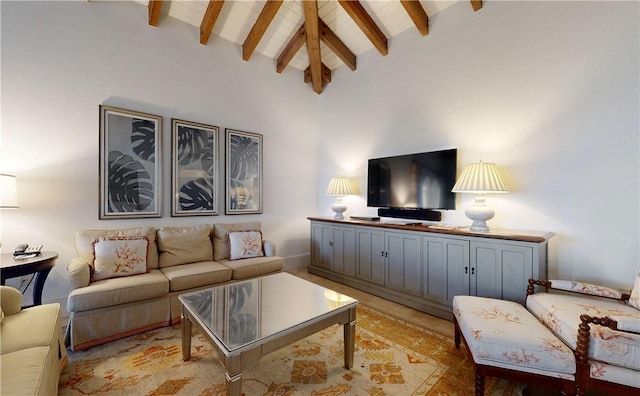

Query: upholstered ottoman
left=452, top=296, right=576, bottom=396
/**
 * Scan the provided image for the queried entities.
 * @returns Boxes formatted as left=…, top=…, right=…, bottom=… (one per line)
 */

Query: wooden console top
left=307, top=217, right=554, bottom=244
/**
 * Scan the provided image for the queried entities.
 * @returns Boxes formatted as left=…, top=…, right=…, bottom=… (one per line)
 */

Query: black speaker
left=377, top=208, right=442, bottom=222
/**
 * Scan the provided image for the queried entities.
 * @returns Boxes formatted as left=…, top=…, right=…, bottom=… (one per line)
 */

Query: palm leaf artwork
left=107, top=151, right=153, bottom=212
left=176, top=125, right=215, bottom=212
left=131, top=118, right=156, bottom=162
left=229, top=134, right=260, bottom=181
left=228, top=132, right=261, bottom=211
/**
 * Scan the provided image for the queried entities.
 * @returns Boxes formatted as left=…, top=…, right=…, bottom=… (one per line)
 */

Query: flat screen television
left=367, top=148, right=457, bottom=210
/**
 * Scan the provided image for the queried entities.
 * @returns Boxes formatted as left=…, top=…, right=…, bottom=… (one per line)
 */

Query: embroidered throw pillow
left=92, top=236, right=149, bottom=281
left=629, top=272, right=640, bottom=311
left=228, top=230, right=264, bottom=260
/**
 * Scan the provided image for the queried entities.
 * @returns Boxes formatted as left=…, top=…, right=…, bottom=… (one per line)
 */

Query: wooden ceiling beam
left=319, top=19, right=356, bottom=71
left=471, top=1, right=483, bottom=12
left=338, top=0, right=388, bottom=56
left=276, top=23, right=306, bottom=73
left=148, top=0, right=163, bottom=26
left=304, top=63, right=331, bottom=85
left=200, top=0, right=225, bottom=45
left=303, top=0, right=323, bottom=94
left=400, top=0, right=429, bottom=36
left=242, top=0, right=283, bottom=61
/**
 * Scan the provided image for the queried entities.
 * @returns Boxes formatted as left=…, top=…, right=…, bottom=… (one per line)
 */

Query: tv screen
left=367, top=148, right=457, bottom=210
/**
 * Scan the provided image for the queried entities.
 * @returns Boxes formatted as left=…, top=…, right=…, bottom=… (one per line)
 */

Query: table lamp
left=326, top=176, right=354, bottom=220
left=1, top=174, right=19, bottom=248
left=0, top=174, right=19, bottom=209
left=451, top=162, right=509, bottom=232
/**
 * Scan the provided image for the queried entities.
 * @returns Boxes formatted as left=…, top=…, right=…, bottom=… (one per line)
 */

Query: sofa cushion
left=160, top=261, right=232, bottom=292
left=229, top=230, right=264, bottom=260
left=213, top=221, right=261, bottom=261
left=527, top=292, right=640, bottom=370
left=92, top=236, right=149, bottom=281
left=67, top=269, right=169, bottom=312
left=157, top=225, right=213, bottom=268
left=0, top=303, right=61, bottom=355
left=453, top=296, right=575, bottom=377
left=75, top=227, right=159, bottom=269
left=218, top=256, right=283, bottom=280
left=0, top=346, right=58, bottom=396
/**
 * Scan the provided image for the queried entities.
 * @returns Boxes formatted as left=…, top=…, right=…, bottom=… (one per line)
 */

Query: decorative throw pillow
left=228, top=230, right=264, bottom=260
left=91, top=236, right=149, bottom=281
left=629, top=272, right=640, bottom=311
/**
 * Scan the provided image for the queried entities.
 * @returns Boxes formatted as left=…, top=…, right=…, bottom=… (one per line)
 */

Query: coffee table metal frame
left=179, top=273, right=357, bottom=396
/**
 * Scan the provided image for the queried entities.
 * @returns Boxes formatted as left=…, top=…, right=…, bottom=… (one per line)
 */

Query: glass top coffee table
left=179, top=272, right=358, bottom=396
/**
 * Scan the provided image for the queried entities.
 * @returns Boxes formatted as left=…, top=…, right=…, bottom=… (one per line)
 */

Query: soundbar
left=377, top=208, right=442, bottom=222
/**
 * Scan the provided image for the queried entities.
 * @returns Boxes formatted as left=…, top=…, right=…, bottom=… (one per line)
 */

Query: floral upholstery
left=453, top=295, right=575, bottom=379
left=548, top=280, right=623, bottom=299
left=526, top=293, right=640, bottom=371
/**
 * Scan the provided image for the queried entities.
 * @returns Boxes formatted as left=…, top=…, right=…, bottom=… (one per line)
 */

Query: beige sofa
left=65, top=222, right=284, bottom=351
left=0, top=286, right=67, bottom=395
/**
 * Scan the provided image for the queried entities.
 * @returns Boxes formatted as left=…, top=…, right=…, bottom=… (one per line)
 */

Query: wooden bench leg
left=475, top=372, right=485, bottom=396
left=454, top=316, right=461, bottom=349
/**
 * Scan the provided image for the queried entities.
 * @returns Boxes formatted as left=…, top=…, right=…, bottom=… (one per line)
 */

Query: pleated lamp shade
left=326, top=176, right=354, bottom=196
left=451, top=162, right=509, bottom=194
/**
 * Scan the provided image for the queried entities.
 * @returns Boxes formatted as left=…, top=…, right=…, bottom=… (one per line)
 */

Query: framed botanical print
left=99, top=105, right=162, bottom=219
left=225, top=129, right=263, bottom=214
left=171, top=118, right=219, bottom=216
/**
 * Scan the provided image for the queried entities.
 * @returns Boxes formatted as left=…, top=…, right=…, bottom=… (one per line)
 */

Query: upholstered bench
left=452, top=295, right=576, bottom=396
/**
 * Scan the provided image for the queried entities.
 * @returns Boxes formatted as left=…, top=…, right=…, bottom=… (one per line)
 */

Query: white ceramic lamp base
left=465, top=194, right=495, bottom=232
left=331, top=196, right=347, bottom=220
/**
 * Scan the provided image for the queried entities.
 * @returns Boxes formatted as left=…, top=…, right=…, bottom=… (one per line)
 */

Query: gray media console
left=308, top=217, right=554, bottom=320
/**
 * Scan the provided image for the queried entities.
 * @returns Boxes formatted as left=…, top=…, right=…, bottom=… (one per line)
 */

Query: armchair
left=526, top=278, right=640, bottom=396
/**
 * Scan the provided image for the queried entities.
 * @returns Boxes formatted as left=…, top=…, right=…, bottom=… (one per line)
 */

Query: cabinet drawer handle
left=471, top=267, right=475, bottom=275
left=381, top=251, right=385, bottom=257
left=464, top=266, right=468, bottom=274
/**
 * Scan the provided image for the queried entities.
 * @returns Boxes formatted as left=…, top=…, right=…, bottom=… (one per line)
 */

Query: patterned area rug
left=59, top=305, right=526, bottom=395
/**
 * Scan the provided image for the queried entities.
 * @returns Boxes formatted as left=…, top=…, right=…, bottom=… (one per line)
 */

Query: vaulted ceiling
left=139, top=0, right=483, bottom=94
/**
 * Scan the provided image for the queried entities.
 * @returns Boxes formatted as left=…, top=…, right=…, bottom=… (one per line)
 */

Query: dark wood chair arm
left=527, top=278, right=551, bottom=296
left=576, top=314, right=621, bottom=365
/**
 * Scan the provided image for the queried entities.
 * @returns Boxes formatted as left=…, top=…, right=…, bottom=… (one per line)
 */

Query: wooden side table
left=0, top=251, right=58, bottom=307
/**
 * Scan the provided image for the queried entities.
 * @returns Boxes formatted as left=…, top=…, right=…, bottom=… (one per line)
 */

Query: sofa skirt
left=66, top=296, right=171, bottom=351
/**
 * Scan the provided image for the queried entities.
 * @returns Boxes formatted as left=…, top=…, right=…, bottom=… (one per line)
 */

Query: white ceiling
left=138, top=0, right=461, bottom=72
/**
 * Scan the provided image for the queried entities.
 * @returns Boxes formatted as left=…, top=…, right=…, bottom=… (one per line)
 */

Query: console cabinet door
left=422, top=236, right=470, bottom=305
left=470, top=241, right=533, bottom=304
left=385, top=231, right=421, bottom=296
left=310, top=222, right=356, bottom=276
left=332, top=226, right=356, bottom=277
left=356, top=228, right=385, bottom=285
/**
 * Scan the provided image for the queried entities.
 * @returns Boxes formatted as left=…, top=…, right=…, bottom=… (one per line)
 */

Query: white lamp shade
left=326, top=176, right=354, bottom=196
left=451, top=162, right=510, bottom=194
left=0, top=174, right=19, bottom=209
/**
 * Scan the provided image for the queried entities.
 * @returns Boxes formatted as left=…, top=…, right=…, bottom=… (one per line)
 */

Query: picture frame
left=225, top=129, right=263, bottom=214
left=171, top=118, right=219, bottom=217
left=99, top=105, right=162, bottom=219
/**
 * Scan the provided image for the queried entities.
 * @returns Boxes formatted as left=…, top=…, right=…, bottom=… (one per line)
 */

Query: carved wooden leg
left=454, top=318, right=461, bottom=349
left=475, top=372, right=485, bottom=396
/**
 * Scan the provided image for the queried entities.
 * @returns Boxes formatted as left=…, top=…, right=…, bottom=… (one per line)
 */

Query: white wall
left=318, top=1, right=639, bottom=289
left=1, top=1, right=638, bottom=309
left=0, top=1, right=320, bottom=306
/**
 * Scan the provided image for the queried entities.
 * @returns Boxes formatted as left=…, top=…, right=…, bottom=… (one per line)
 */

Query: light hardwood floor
left=287, top=268, right=454, bottom=335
